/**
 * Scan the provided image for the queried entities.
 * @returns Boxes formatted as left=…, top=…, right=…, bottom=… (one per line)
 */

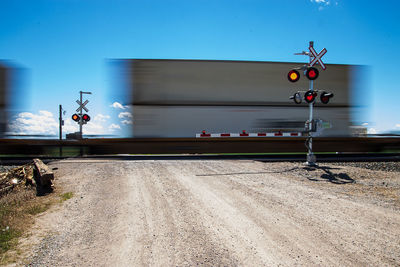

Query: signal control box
left=305, top=119, right=332, bottom=137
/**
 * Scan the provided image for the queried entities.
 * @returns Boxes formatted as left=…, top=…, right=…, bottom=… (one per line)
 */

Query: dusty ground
left=13, top=159, right=400, bottom=266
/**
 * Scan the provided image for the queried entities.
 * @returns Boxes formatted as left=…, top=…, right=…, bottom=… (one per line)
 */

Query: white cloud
left=63, top=118, right=78, bottom=134
left=68, top=113, right=116, bottom=135
left=368, top=128, right=377, bottom=134
left=39, top=110, right=53, bottom=117
left=8, top=110, right=123, bottom=136
left=310, top=0, right=335, bottom=10
left=94, top=114, right=110, bottom=122
left=362, top=122, right=368, bottom=126
left=118, top=112, right=132, bottom=119
left=82, top=121, right=102, bottom=135
left=60, top=116, right=107, bottom=136
left=110, top=102, right=127, bottom=110
left=109, top=124, right=121, bottom=131
left=8, top=109, right=127, bottom=137
left=121, top=119, right=133, bottom=125
left=8, top=110, right=58, bottom=135
left=311, top=0, right=330, bottom=4
left=395, top=124, right=400, bottom=128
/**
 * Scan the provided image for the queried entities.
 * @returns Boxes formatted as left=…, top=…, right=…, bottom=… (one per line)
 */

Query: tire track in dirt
left=24, top=160, right=400, bottom=266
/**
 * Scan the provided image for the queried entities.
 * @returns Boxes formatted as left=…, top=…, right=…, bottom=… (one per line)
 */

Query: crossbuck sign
left=76, top=99, right=89, bottom=113
left=309, top=44, right=327, bottom=70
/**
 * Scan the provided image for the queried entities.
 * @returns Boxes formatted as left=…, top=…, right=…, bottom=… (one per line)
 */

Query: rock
left=33, top=159, right=54, bottom=195
left=25, top=166, right=36, bottom=186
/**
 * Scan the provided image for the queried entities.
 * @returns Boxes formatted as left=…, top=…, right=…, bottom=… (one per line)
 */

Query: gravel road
left=23, top=159, right=400, bottom=266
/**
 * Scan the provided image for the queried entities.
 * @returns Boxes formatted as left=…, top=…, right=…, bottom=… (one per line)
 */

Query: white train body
left=123, top=59, right=361, bottom=137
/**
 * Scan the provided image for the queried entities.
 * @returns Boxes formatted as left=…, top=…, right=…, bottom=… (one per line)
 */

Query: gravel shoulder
left=15, top=159, right=400, bottom=266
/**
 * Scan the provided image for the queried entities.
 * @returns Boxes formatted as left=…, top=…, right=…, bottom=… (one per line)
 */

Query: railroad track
left=1, top=137, right=400, bottom=156
left=1, top=153, right=400, bottom=166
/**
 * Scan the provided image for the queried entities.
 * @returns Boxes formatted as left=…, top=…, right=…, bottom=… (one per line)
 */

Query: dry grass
left=60, top=192, right=74, bottom=202
left=0, top=186, right=71, bottom=264
left=0, top=188, right=36, bottom=263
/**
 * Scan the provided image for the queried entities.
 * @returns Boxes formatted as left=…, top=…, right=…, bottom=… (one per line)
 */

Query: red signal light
left=304, top=90, right=317, bottom=103
left=305, top=67, right=319, bottom=80
left=320, top=92, right=334, bottom=104
left=72, top=114, right=80, bottom=122
left=82, top=114, right=90, bottom=122
left=288, top=70, right=300, bottom=82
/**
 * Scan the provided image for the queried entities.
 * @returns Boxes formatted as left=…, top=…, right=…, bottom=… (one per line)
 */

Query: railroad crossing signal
left=305, top=67, right=319, bottom=80
left=76, top=99, right=89, bottom=113
left=287, top=66, right=319, bottom=83
left=288, top=70, right=300, bottom=82
left=288, top=41, right=330, bottom=166
left=72, top=113, right=80, bottom=122
left=74, top=91, right=92, bottom=139
left=290, top=92, right=302, bottom=104
left=82, top=114, right=90, bottom=122
left=72, top=113, right=90, bottom=123
left=309, top=44, right=327, bottom=70
left=290, top=90, right=334, bottom=104
left=304, top=90, right=317, bottom=103
left=320, top=92, right=334, bottom=104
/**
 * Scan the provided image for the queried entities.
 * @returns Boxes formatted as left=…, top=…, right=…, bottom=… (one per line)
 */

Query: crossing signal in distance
left=304, top=90, right=317, bottom=103
left=305, top=67, right=319, bottom=80
left=320, top=92, right=334, bottom=104
left=288, top=70, right=300, bottom=82
left=290, top=92, right=302, bottom=104
left=72, top=114, right=80, bottom=122
left=82, top=114, right=90, bottom=122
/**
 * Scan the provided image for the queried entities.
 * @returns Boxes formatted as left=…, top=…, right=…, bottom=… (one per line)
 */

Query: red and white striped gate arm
left=196, top=132, right=302, bottom=138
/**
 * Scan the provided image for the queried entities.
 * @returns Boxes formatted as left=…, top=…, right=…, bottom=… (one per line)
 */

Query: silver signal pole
left=307, top=41, right=316, bottom=166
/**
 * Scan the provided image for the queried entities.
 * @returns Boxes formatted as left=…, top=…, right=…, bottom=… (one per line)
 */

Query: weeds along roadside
left=0, top=164, right=73, bottom=265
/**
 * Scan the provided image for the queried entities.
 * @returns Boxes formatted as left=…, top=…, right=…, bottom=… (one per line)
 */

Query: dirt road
left=25, top=159, right=400, bottom=266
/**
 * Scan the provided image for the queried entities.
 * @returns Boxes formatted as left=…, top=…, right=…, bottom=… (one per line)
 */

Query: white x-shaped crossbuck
left=309, top=46, right=327, bottom=70
left=76, top=99, right=89, bottom=113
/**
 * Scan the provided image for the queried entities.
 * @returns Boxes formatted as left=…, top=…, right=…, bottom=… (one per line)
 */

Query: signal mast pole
left=307, top=41, right=316, bottom=166
left=59, top=104, right=63, bottom=141
left=79, top=91, right=83, bottom=138
left=59, top=104, right=63, bottom=157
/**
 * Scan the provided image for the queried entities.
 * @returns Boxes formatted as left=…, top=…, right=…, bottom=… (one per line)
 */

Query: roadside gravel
left=16, top=159, right=400, bottom=266
left=330, top=161, right=400, bottom=172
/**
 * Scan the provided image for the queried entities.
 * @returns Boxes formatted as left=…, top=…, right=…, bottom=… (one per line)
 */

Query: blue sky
left=0, top=0, right=399, bottom=136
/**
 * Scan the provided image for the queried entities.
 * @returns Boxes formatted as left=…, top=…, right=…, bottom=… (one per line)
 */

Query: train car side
left=122, top=59, right=359, bottom=137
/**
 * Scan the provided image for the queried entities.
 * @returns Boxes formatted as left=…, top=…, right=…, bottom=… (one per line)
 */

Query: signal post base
left=306, top=153, right=318, bottom=167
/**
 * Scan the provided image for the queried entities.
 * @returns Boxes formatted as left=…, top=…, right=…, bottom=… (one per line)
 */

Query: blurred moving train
left=0, top=63, right=9, bottom=137
left=0, top=59, right=367, bottom=139
left=1, top=59, right=397, bottom=156
left=120, top=59, right=366, bottom=138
